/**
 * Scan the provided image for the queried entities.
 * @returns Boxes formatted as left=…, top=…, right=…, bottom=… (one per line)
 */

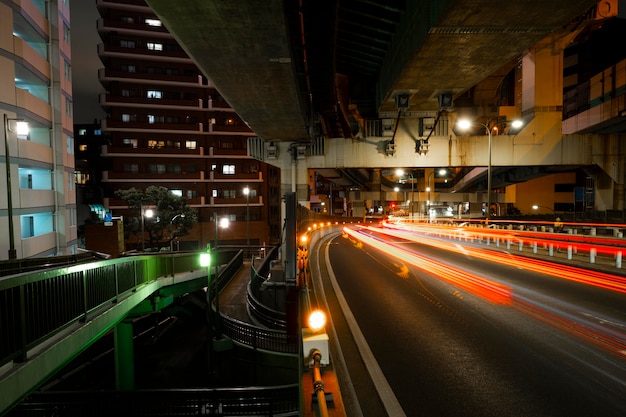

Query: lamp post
left=457, top=118, right=522, bottom=220
left=141, top=206, right=153, bottom=252
left=427, top=171, right=435, bottom=219
left=213, top=213, right=229, bottom=336
left=169, top=213, right=185, bottom=251
left=396, top=169, right=415, bottom=220
left=4, top=114, right=28, bottom=259
left=243, top=186, right=250, bottom=251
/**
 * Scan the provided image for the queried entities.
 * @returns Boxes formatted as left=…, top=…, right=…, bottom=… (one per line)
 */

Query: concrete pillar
left=114, top=319, right=135, bottom=390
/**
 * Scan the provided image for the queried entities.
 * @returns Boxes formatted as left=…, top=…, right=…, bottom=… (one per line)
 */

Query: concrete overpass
left=145, top=0, right=626, bottom=217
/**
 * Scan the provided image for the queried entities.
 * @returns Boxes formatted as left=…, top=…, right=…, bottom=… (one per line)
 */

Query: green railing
left=0, top=252, right=201, bottom=368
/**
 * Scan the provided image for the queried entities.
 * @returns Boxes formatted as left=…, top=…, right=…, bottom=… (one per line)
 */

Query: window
left=120, top=40, right=136, bottom=48
left=211, top=164, right=217, bottom=171
left=146, top=90, right=162, bottom=99
left=65, top=97, right=72, bottom=117
left=166, top=140, right=180, bottom=149
left=122, top=64, right=136, bottom=73
left=123, top=164, right=138, bottom=173
left=212, top=189, right=218, bottom=197
left=78, top=129, right=87, bottom=136
left=247, top=164, right=258, bottom=173
left=63, top=23, right=70, bottom=42
left=223, top=189, right=236, bottom=198
left=167, top=164, right=182, bottom=174
left=148, top=140, right=165, bottom=148
left=186, top=164, right=197, bottom=173
left=122, top=138, right=138, bottom=148
left=147, top=42, right=163, bottom=51
left=222, top=164, right=235, bottom=175
left=187, top=190, right=197, bottom=199
left=66, top=135, right=74, bottom=154
left=221, top=141, right=234, bottom=149
left=122, top=113, right=137, bottom=122
left=147, top=115, right=165, bottom=124
left=145, top=18, right=162, bottom=27
left=121, top=16, right=136, bottom=24
left=64, top=60, right=71, bottom=81
left=170, top=189, right=183, bottom=197
left=79, top=144, right=88, bottom=152
left=185, top=140, right=197, bottom=150
left=148, top=164, right=166, bottom=173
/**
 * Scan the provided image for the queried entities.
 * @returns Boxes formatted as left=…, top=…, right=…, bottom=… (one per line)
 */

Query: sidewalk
left=218, top=259, right=254, bottom=323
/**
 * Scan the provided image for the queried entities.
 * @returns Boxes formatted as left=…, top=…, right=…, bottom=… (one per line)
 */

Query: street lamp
left=141, top=207, right=153, bottom=252
left=532, top=204, right=555, bottom=214
left=243, top=186, right=250, bottom=251
left=457, top=118, right=523, bottom=220
left=4, top=114, right=29, bottom=259
left=396, top=169, right=415, bottom=220
left=169, top=213, right=185, bottom=251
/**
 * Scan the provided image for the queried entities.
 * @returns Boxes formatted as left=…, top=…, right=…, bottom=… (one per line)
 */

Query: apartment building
left=0, top=0, right=76, bottom=260
left=95, top=0, right=281, bottom=250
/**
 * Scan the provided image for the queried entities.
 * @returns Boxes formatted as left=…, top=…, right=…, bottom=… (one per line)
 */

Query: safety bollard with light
left=302, top=309, right=329, bottom=367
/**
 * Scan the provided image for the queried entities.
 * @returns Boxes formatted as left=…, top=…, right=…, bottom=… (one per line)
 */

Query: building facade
left=95, top=0, right=281, bottom=251
left=0, top=0, right=77, bottom=260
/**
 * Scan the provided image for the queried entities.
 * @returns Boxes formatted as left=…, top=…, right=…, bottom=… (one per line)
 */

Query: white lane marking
left=324, top=239, right=408, bottom=417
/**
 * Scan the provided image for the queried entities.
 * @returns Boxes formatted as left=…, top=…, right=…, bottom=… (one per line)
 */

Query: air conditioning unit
left=267, top=143, right=278, bottom=159
left=381, top=119, right=394, bottom=136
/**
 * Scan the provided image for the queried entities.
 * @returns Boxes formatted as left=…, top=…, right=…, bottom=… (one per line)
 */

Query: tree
left=115, top=186, right=198, bottom=250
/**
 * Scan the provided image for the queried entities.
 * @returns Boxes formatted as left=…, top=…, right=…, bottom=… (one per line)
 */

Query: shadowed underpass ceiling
left=145, top=0, right=599, bottom=193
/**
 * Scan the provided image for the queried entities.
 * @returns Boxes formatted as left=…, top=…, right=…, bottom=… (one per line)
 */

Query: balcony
left=98, top=68, right=204, bottom=85
left=97, top=43, right=191, bottom=62
left=97, top=18, right=170, bottom=37
left=99, top=93, right=207, bottom=110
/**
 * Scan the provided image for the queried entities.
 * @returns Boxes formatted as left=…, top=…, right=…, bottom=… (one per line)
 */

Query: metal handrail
left=9, top=385, right=300, bottom=416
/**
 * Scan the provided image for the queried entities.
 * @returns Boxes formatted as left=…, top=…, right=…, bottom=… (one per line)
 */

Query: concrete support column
left=114, top=319, right=135, bottom=390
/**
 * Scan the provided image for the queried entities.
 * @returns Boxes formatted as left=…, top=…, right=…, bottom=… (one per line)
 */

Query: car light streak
left=343, top=225, right=626, bottom=357
left=373, top=225, right=626, bottom=294
left=343, top=227, right=512, bottom=305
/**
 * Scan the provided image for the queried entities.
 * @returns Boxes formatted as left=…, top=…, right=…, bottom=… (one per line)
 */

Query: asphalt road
left=312, top=228, right=626, bottom=417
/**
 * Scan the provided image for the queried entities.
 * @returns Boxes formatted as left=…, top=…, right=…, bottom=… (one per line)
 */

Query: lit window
left=170, top=189, right=183, bottom=197
left=78, top=129, right=87, bottom=136
left=122, top=114, right=137, bottom=122
left=147, top=90, right=162, bottom=99
left=147, top=42, right=163, bottom=51
left=148, top=140, right=165, bottom=148
left=212, top=189, right=218, bottom=197
left=222, top=164, right=235, bottom=175
left=145, top=18, right=162, bottom=27
left=223, top=189, right=236, bottom=198
left=122, top=138, right=138, bottom=148
left=79, top=144, right=88, bottom=152
left=185, top=140, right=197, bottom=149
left=211, top=164, right=217, bottom=171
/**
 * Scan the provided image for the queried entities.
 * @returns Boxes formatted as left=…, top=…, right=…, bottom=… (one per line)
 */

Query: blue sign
left=104, top=212, right=112, bottom=222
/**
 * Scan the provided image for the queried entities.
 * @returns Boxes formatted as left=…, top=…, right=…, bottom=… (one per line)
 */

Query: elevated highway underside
left=144, top=0, right=625, bottom=209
